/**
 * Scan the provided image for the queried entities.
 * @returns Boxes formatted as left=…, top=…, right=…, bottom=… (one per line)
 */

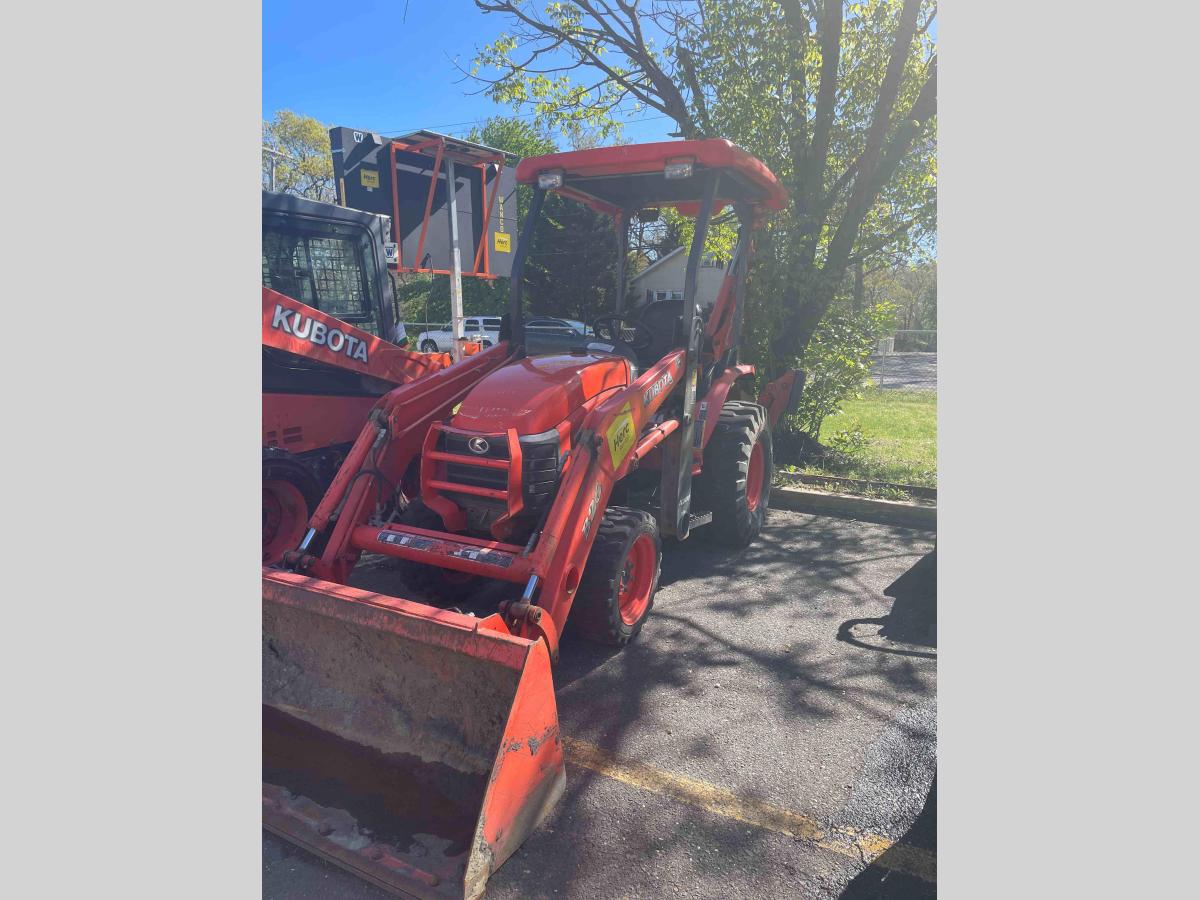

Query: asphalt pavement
left=868, top=353, right=937, bottom=392
left=263, top=508, right=937, bottom=899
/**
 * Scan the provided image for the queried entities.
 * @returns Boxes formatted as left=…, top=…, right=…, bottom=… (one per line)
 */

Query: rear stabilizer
left=263, top=571, right=565, bottom=899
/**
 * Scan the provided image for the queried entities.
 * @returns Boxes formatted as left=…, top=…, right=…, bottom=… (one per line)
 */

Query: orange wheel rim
left=263, top=479, right=308, bottom=564
left=618, top=534, right=655, bottom=625
left=746, top=440, right=765, bottom=512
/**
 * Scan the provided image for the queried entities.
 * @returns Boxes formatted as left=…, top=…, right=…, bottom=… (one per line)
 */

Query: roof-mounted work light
left=537, top=169, right=564, bottom=189
left=664, top=157, right=695, bottom=179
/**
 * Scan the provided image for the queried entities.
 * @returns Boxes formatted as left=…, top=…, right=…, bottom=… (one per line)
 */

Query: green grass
left=806, top=388, right=937, bottom=487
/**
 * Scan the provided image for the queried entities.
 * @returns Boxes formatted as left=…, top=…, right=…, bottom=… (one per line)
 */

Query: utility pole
left=445, top=156, right=465, bottom=363
left=262, top=146, right=294, bottom=193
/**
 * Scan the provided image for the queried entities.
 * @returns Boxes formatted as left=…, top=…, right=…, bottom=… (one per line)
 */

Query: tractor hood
left=451, top=352, right=631, bottom=435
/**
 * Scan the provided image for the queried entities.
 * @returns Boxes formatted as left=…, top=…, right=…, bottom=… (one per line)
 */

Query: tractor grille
left=439, top=432, right=510, bottom=460
left=520, top=434, right=562, bottom=512
left=436, top=431, right=510, bottom=498
left=431, top=429, right=562, bottom=515
left=445, top=462, right=508, bottom=491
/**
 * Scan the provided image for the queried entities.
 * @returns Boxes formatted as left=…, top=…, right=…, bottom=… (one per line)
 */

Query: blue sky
left=263, top=0, right=677, bottom=147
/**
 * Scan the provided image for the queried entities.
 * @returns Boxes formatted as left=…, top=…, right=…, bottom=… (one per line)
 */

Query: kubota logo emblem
left=270, top=303, right=370, bottom=363
left=468, top=437, right=490, bottom=454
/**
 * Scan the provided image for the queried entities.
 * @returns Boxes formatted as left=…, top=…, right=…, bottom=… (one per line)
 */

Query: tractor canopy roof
left=515, top=139, right=788, bottom=218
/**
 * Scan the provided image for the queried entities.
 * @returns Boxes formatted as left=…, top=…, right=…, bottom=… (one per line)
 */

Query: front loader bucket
left=262, top=571, right=565, bottom=900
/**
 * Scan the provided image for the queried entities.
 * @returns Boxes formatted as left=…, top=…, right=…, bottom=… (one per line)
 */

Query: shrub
left=782, top=298, right=896, bottom=444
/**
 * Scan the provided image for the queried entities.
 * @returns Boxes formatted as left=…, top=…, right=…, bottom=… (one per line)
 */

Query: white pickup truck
left=415, top=317, right=502, bottom=353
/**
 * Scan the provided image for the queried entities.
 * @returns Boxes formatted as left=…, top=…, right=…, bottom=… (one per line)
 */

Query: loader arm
left=284, top=342, right=517, bottom=582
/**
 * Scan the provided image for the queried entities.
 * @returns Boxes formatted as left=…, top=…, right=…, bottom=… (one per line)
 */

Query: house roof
left=630, top=246, right=685, bottom=283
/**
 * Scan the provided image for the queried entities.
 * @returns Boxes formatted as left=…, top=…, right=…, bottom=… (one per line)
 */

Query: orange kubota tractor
left=262, top=140, right=803, bottom=900
left=261, top=190, right=453, bottom=563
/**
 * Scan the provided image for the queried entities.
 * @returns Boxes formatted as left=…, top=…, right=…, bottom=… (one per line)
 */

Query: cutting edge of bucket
left=264, top=786, right=455, bottom=900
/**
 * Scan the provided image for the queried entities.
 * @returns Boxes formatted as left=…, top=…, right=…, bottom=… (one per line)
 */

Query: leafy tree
left=262, top=110, right=337, bottom=201
left=524, top=192, right=624, bottom=321
left=865, top=260, right=935, bottom=333
left=393, top=273, right=507, bottom=327
left=471, top=1, right=936, bottom=374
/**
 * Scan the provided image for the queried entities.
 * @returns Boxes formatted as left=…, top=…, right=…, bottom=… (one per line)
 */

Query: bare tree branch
left=833, top=0, right=922, bottom=242
left=800, top=0, right=843, bottom=240
left=828, top=52, right=936, bottom=269
left=675, top=45, right=713, bottom=137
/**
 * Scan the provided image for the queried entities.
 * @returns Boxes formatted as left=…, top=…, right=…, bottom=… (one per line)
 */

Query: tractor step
left=687, top=510, right=714, bottom=529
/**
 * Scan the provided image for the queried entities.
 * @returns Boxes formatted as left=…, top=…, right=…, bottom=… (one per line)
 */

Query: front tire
left=421, top=339, right=438, bottom=353
left=694, top=401, right=773, bottom=548
left=571, top=507, right=661, bottom=645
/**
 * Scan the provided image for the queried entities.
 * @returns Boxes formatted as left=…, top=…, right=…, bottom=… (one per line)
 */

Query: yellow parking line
left=563, top=737, right=935, bottom=883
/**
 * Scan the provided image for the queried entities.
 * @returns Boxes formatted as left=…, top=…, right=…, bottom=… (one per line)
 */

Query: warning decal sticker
left=606, top=402, right=636, bottom=468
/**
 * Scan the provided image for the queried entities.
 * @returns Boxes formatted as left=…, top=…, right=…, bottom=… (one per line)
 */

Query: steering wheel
left=591, top=315, right=655, bottom=352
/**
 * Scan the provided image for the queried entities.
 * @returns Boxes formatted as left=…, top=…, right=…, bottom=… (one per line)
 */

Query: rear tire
left=571, top=507, right=661, bottom=646
left=394, top=500, right=483, bottom=603
left=694, top=401, right=773, bottom=548
left=421, top=339, right=438, bottom=353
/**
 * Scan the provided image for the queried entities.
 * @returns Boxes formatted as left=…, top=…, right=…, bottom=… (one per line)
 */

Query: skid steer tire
left=694, top=401, right=773, bottom=548
left=394, top=499, right=484, bottom=604
left=262, top=452, right=323, bottom=565
left=571, top=507, right=661, bottom=646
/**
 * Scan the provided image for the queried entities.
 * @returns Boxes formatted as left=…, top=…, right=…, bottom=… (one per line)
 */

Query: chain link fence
left=870, top=330, right=937, bottom=391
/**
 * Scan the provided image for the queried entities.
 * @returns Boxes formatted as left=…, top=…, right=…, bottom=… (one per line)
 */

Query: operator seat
left=634, top=297, right=720, bottom=369
left=634, top=298, right=686, bottom=368
left=634, top=299, right=729, bottom=398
